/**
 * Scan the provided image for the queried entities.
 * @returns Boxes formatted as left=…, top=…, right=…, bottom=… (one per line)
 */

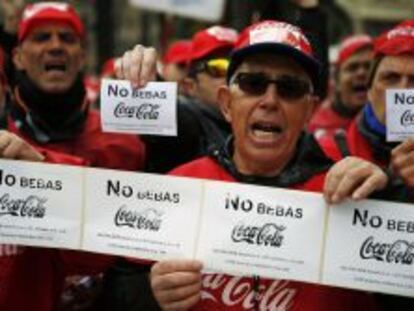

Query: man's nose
left=47, top=34, right=65, bottom=50
left=260, top=83, right=280, bottom=108
left=397, top=76, right=414, bottom=89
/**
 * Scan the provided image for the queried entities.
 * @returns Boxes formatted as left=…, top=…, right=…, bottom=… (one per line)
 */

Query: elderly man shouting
left=117, top=20, right=389, bottom=311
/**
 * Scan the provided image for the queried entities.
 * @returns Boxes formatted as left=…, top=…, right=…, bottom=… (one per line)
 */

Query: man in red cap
left=309, top=34, right=373, bottom=138
left=0, top=2, right=147, bottom=311
left=162, top=40, right=191, bottom=96
left=142, top=26, right=238, bottom=174
left=117, top=20, right=392, bottom=311
left=319, top=21, right=414, bottom=309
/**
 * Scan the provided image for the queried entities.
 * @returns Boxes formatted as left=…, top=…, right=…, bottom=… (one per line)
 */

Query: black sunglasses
left=232, top=72, right=312, bottom=100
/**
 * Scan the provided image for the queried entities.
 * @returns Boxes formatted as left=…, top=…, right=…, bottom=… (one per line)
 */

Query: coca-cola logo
left=114, top=102, right=160, bottom=120
left=201, top=274, right=297, bottom=310
left=360, top=236, right=414, bottom=265
left=400, top=110, right=414, bottom=127
left=114, top=205, right=163, bottom=231
left=231, top=222, right=285, bottom=247
left=0, top=194, right=46, bottom=218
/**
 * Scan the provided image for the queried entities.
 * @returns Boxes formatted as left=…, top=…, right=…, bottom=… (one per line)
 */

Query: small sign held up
left=130, top=0, right=226, bottom=22
left=386, top=89, right=414, bottom=142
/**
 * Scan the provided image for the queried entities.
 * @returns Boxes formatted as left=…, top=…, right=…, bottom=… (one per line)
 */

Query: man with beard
left=309, top=34, right=373, bottom=138
left=0, top=3, right=147, bottom=311
left=117, top=20, right=389, bottom=311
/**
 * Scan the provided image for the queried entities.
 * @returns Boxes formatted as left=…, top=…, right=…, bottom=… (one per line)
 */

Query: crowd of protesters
left=0, top=0, right=413, bottom=311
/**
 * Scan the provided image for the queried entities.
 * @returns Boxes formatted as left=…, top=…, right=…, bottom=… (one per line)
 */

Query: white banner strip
left=0, top=159, right=412, bottom=297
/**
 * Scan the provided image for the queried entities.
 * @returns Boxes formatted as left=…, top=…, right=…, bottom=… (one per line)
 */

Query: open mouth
left=352, top=84, right=367, bottom=93
left=44, top=63, right=67, bottom=73
left=251, top=122, right=283, bottom=140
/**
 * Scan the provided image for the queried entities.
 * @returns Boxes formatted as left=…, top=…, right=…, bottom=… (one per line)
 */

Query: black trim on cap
left=227, top=43, right=321, bottom=94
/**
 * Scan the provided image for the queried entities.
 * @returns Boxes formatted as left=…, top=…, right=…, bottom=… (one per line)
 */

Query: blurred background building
left=3, top=0, right=414, bottom=73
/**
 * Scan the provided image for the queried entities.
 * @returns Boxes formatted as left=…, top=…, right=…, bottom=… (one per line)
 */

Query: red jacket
left=8, top=109, right=145, bottom=170
left=308, top=105, right=354, bottom=140
left=318, top=118, right=386, bottom=167
left=170, top=157, right=378, bottom=311
left=0, top=109, right=145, bottom=311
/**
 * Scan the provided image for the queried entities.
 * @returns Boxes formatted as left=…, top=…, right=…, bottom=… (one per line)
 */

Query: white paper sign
left=196, top=181, right=327, bottom=283
left=100, top=79, right=177, bottom=136
left=0, top=159, right=83, bottom=249
left=130, top=0, right=225, bottom=22
left=386, top=89, right=414, bottom=142
left=82, top=168, right=203, bottom=261
left=323, top=200, right=414, bottom=297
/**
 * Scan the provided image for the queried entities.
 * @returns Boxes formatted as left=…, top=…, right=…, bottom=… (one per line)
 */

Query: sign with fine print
left=323, top=200, right=414, bottom=297
left=196, top=181, right=326, bottom=284
left=100, top=79, right=177, bottom=136
left=82, top=168, right=202, bottom=261
left=0, top=160, right=83, bottom=250
left=386, top=89, right=414, bottom=142
left=0, top=159, right=413, bottom=298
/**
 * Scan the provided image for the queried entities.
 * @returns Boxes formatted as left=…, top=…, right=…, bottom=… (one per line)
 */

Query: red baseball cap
left=190, top=26, right=238, bottom=62
left=227, top=20, right=320, bottom=89
left=337, top=34, right=373, bottom=66
left=101, top=58, right=116, bottom=78
left=163, top=40, right=192, bottom=65
left=374, top=20, right=414, bottom=56
left=18, top=2, right=84, bottom=42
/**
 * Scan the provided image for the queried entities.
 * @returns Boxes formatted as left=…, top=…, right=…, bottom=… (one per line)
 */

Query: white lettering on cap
left=207, top=26, right=238, bottom=43
left=387, top=27, right=414, bottom=39
left=250, top=25, right=303, bottom=51
left=23, top=2, right=70, bottom=20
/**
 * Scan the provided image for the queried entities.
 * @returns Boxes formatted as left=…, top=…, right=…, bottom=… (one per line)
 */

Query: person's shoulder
left=169, top=156, right=225, bottom=179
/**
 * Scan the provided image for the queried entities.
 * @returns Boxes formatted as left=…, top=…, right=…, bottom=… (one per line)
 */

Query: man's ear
left=12, top=47, right=24, bottom=70
left=218, top=85, right=232, bottom=123
left=182, top=77, right=197, bottom=98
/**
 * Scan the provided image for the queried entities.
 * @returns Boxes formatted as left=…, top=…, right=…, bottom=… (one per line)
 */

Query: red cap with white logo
left=336, top=34, right=373, bottom=66
left=18, top=2, right=84, bottom=42
left=189, top=26, right=238, bottom=62
left=163, top=40, right=192, bottom=65
left=227, top=20, right=320, bottom=90
left=374, top=20, right=414, bottom=56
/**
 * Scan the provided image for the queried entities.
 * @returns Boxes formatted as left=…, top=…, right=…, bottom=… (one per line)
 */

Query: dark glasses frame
left=231, top=72, right=313, bottom=100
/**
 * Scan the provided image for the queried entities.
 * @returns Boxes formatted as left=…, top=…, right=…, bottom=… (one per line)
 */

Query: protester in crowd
left=141, top=25, right=237, bottom=174
left=0, top=3, right=147, bottom=311
left=117, top=20, right=391, bottom=311
left=309, top=34, right=373, bottom=138
left=319, top=21, right=414, bottom=309
left=319, top=21, right=414, bottom=195
left=162, top=40, right=191, bottom=97
left=9, top=2, right=145, bottom=168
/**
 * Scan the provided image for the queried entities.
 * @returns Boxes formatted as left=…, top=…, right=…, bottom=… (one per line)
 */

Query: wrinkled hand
left=0, top=130, right=44, bottom=162
left=391, top=138, right=414, bottom=188
left=150, top=259, right=203, bottom=311
left=115, top=44, right=157, bottom=88
left=324, top=156, right=388, bottom=204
